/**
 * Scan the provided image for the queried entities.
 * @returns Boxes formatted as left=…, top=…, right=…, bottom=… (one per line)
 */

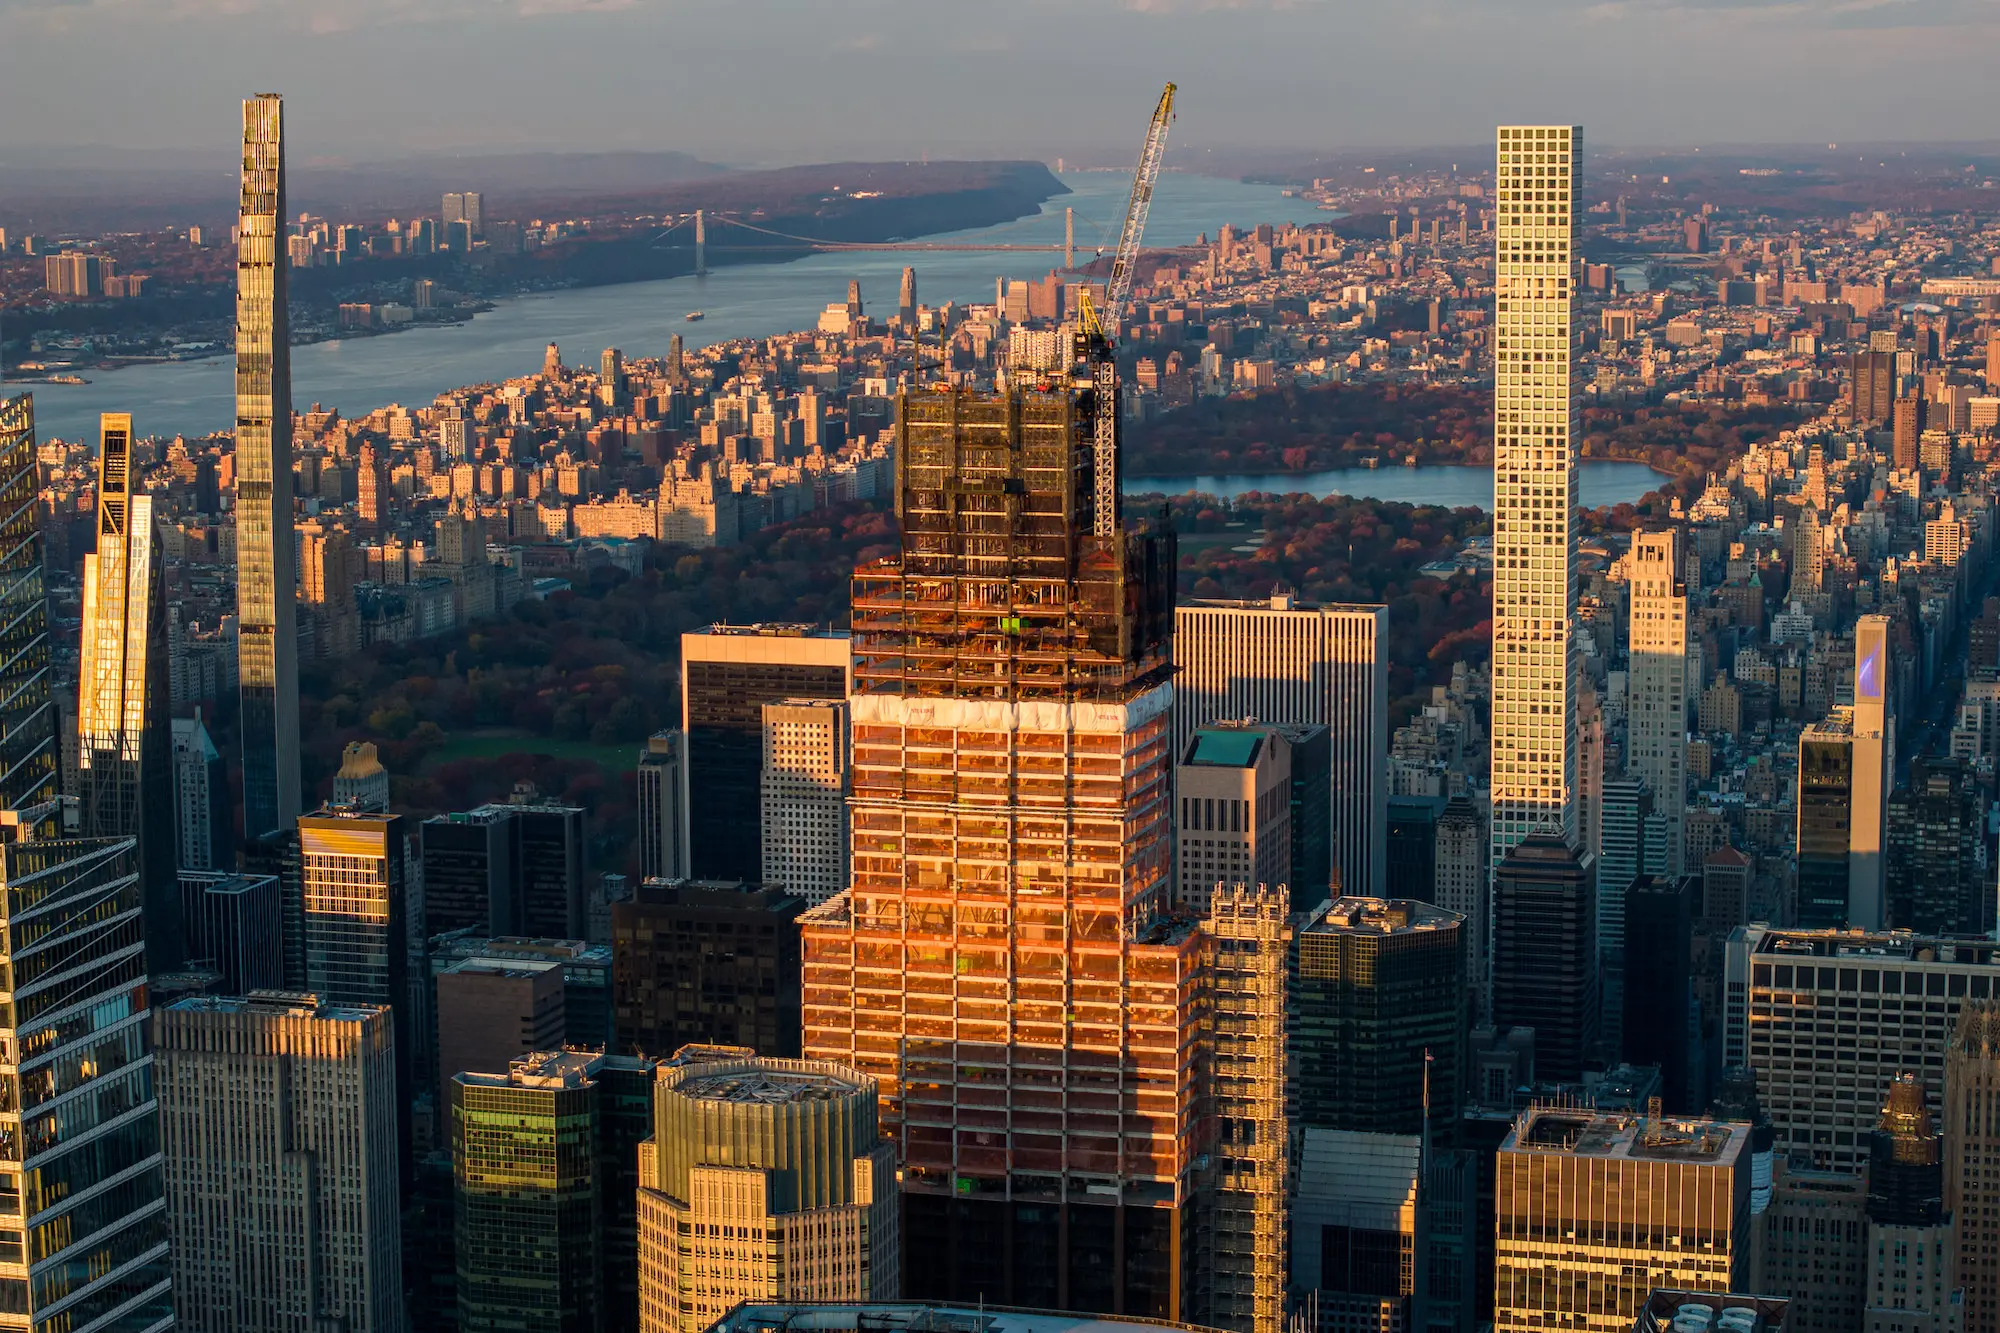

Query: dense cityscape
left=5, top=56, right=2000, bottom=1333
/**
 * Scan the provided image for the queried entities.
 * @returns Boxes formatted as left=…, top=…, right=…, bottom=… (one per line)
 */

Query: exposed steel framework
left=852, top=388, right=1175, bottom=703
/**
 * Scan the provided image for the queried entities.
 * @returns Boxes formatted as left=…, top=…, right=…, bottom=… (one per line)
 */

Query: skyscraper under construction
left=801, top=380, right=1210, bottom=1317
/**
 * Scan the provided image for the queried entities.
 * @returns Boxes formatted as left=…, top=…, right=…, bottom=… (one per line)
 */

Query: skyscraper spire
left=235, top=93, right=301, bottom=841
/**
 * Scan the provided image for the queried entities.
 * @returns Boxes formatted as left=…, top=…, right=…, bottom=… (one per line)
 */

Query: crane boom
left=1083, top=81, right=1176, bottom=539
left=1104, top=82, right=1176, bottom=339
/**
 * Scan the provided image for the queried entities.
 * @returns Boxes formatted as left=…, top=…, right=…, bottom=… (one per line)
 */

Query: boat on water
left=45, top=375, right=89, bottom=386
left=684, top=311, right=705, bottom=322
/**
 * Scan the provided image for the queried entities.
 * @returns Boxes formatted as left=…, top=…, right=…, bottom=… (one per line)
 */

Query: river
left=20, top=173, right=1341, bottom=446
left=1123, top=461, right=1667, bottom=511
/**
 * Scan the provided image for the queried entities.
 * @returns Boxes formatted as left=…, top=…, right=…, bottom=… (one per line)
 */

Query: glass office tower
left=77, top=412, right=180, bottom=969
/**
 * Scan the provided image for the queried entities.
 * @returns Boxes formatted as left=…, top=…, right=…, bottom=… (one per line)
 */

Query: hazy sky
left=4, top=0, right=1999, bottom=163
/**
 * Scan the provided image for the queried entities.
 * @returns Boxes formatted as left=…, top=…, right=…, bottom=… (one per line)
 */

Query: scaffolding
left=852, top=387, right=1174, bottom=702
left=1202, top=884, right=1291, bottom=1333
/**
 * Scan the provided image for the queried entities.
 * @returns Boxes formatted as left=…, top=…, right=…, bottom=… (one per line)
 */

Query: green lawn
left=421, top=730, right=640, bottom=773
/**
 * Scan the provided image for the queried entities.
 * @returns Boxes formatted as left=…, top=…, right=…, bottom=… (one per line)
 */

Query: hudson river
left=24, top=173, right=1339, bottom=445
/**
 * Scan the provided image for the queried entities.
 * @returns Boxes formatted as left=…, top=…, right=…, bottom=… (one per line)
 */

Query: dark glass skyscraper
left=1797, top=711, right=1855, bottom=929
left=0, top=396, right=170, bottom=1333
left=1888, top=756, right=1984, bottom=935
left=1491, top=834, right=1599, bottom=1084
left=236, top=93, right=301, bottom=842
left=1622, top=873, right=1696, bottom=1111
left=0, top=395, right=57, bottom=817
left=452, top=1050, right=655, bottom=1333
left=78, top=412, right=180, bottom=969
left=1294, top=896, right=1465, bottom=1142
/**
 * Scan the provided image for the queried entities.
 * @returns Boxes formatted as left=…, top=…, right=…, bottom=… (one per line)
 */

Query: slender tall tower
left=236, top=93, right=301, bottom=843
left=1627, top=528, right=1688, bottom=880
left=1489, top=125, right=1582, bottom=863
left=78, top=412, right=181, bottom=968
left=1850, top=614, right=1890, bottom=928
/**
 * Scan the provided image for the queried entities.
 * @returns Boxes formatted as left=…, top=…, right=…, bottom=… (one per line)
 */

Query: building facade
left=800, top=385, right=1205, bottom=1319
left=1202, top=886, right=1290, bottom=1333
left=1727, top=926, right=2000, bottom=1173
left=681, top=625, right=851, bottom=883
left=637, top=730, right=688, bottom=882
left=0, top=396, right=59, bottom=818
left=171, top=713, right=229, bottom=871
left=1864, top=1074, right=1961, bottom=1333
left=1850, top=618, right=1891, bottom=929
left=453, top=1050, right=656, bottom=1333
left=1623, top=874, right=1697, bottom=1111
left=1627, top=528, right=1689, bottom=876
left=1756, top=1153, right=1867, bottom=1333
left=179, top=868, right=283, bottom=994
left=636, top=1053, right=898, bottom=1333
left=422, top=807, right=516, bottom=938
left=77, top=411, right=179, bottom=969
left=1294, top=897, right=1464, bottom=1142
left=1432, top=795, right=1488, bottom=1015
left=299, top=809, right=408, bottom=1009
left=235, top=93, right=302, bottom=842
left=156, top=991, right=402, bottom=1333
left=1491, top=834, right=1598, bottom=1083
left=1175, top=724, right=1292, bottom=917
left=1797, top=711, right=1856, bottom=929
left=760, top=699, right=850, bottom=906
left=1947, top=1001, right=2000, bottom=1333
left=1172, top=595, right=1387, bottom=895
left=1494, top=1107, right=1749, bottom=1332
left=612, top=878, right=804, bottom=1059
left=1489, top=124, right=1583, bottom=860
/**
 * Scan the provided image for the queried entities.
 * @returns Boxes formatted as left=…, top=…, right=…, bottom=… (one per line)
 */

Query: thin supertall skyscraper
left=236, top=93, right=301, bottom=842
left=1489, top=125, right=1582, bottom=863
left=78, top=412, right=181, bottom=969
left=0, top=395, right=58, bottom=815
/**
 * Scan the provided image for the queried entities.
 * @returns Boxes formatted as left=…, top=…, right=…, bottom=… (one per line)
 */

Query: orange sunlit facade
left=801, top=386, right=1204, bottom=1319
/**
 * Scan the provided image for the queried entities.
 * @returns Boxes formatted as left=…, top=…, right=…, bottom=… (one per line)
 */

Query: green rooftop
left=1185, top=728, right=1265, bottom=768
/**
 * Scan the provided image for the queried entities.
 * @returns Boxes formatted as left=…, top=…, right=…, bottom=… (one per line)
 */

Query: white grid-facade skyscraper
left=1490, top=125, right=1582, bottom=863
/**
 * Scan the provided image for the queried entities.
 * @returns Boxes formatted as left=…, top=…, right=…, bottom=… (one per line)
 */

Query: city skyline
left=4, top=47, right=2000, bottom=1331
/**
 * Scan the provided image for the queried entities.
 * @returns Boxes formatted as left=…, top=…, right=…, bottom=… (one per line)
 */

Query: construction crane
left=1079, top=82, right=1176, bottom=539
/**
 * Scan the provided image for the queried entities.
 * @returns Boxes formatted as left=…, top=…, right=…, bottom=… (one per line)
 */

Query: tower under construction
left=802, top=378, right=1202, bottom=1315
